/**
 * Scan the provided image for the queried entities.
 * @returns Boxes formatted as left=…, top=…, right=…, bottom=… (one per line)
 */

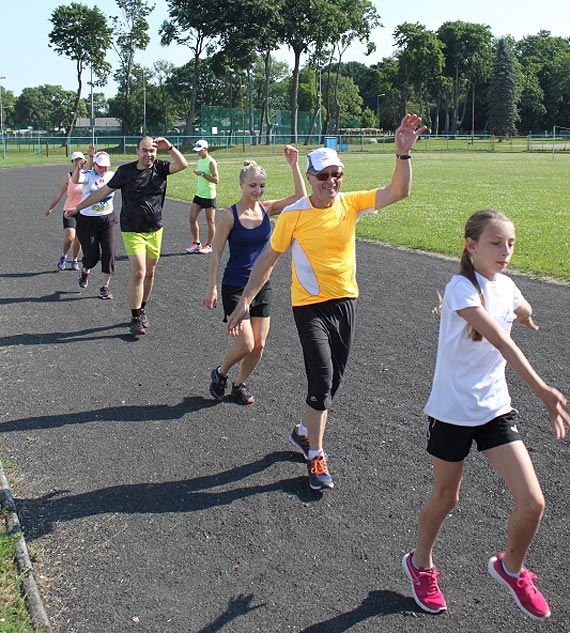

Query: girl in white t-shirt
left=402, top=209, right=570, bottom=621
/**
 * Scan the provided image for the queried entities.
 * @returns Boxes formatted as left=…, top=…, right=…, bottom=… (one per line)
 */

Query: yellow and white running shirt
left=270, top=191, right=377, bottom=306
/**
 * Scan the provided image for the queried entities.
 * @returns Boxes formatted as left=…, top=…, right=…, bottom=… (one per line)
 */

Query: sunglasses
left=313, top=170, right=343, bottom=181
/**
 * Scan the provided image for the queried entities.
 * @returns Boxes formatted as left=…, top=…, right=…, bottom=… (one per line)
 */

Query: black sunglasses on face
left=314, top=170, right=343, bottom=181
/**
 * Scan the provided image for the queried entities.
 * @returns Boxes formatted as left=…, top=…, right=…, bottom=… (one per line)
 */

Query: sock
left=82, top=268, right=90, bottom=275
left=217, top=366, right=228, bottom=378
left=132, top=309, right=141, bottom=319
left=501, top=558, right=520, bottom=578
left=410, top=553, right=431, bottom=571
left=298, top=422, right=309, bottom=437
left=141, top=301, right=146, bottom=310
left=308, top=448, right=323, bottom=461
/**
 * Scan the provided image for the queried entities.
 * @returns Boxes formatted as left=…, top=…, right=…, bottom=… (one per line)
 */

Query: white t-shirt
left=424, top=272, right=523, bottom=427
left=80, top=169, right=115, bottom=217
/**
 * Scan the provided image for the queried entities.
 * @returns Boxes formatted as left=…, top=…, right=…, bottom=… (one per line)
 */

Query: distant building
left=74, top=117, right=122, bottom=134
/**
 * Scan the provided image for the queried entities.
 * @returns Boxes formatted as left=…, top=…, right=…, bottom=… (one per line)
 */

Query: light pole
left=90, top=65, right=95, bottom=146
left=142, top=72, right=147, bottom=134
left=376, top=93, right=385, bottom=130
left=0, top=77, right=5, bottom=160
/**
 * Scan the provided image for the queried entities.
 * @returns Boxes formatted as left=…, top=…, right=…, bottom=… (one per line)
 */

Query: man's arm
left=375, top=113, right=427, bottom=209
left=226, top=245, right=282, bottom=336
left=154, top=137, right=188, bottom=174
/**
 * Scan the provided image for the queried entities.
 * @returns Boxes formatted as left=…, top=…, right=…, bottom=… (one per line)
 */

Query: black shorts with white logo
left=426, top=410, right=522, bottom=462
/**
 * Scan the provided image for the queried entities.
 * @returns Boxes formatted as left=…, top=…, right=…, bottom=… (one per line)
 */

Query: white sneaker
left=198, top=243, right=213, bottom=254
left=186, top=241, right=202, bottom=253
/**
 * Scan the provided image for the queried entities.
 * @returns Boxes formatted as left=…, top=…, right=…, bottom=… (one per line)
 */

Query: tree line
left=3, top=0, right=570, bottom=141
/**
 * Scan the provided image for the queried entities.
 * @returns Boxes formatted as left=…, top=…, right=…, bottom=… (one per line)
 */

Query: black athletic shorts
left=221, top=280, right=272, bottom=322
left=427, top=410, right=523, bottom=462
left=192, top=195, right=217, bottom=209
left=63, top=212, right=77, bottom=230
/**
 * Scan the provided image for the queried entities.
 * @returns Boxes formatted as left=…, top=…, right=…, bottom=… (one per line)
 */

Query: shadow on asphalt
left=17, top=451, right=320, bottom=539
left=0, top=323, right=130, bottom=346
left=0, top=396, right=219, bottom=432
left=0, top=290, right=86, bottom=304
left=299, top=590, right=422, bottom=631
left=195, top=592, right=265, bottom=632
left=195, top=588, right=420, bottom=633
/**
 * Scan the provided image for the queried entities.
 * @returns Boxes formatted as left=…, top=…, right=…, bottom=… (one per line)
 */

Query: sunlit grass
left=0, top=519, right=36, bottom=633
left=4, top=148, right=569, bottom=281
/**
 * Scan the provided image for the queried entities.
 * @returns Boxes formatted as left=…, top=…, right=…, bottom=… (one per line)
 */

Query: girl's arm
left=458, top=305, right=570, bottom=439
left=203, top=209, right=233, bottom=310
left=265, top=145, right=307, bottom=217
left=45, top=173, right=68, bottom=217
left=514, top=297, right=539, bottom=330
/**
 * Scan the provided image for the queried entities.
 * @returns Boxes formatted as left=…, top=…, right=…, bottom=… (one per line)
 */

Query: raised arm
left=375, top=113, right=427, bottom=210
left=264, top=145, right=307, bottom=216
left=154, top=136, right=188, bottom=174
left=71, top=158, right=87, bottom=184
left=459, top=305, right=570, bottom=439
left=203, top=210, right=233, bottom=310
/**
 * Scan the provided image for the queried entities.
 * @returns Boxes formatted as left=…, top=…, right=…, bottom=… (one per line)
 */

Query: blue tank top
left=222, top=202, right=271, bottom=287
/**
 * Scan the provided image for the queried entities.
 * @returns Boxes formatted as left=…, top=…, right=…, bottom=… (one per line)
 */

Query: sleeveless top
left=64, top=172, right=83, bottom=210
left=196, top=155, right=216, bottom=199
left=222, top=202, right=271, bottom=288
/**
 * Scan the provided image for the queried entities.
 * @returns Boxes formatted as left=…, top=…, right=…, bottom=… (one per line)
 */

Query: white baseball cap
left=94, top=151, right=111, bottom=167
left=71, top=151, right=85, bottom=161
left=193, top=139, right=208, bottom=151
left=306, top=147, right=344, bottom=173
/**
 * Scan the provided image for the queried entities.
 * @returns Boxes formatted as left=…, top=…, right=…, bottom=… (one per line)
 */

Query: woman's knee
left=517, top=490, right=545, bottom=520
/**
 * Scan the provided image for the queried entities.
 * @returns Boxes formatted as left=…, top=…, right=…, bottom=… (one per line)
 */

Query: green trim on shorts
left=122, top=228, right=164, bottom=258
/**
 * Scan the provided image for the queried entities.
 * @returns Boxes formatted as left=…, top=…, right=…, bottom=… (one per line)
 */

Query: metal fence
left=2, top=133, right=570, bottom=159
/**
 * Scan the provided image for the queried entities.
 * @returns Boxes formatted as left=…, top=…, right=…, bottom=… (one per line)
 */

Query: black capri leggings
left=76, top=213, right=117, bottom=273
left=293, top=298, right=356, bottom=411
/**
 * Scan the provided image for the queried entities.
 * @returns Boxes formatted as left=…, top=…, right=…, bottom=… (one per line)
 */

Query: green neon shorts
left=122, top=228, right=164, bottom=259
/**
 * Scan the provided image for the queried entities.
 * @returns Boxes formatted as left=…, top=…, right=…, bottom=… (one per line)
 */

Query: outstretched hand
left=543, top=386, right=570, bottom=440
left=395, top=114, right=428, bottom=155
left=283, top=144, right=299, bottom=166
left=517, top=314, right=539, bottom=331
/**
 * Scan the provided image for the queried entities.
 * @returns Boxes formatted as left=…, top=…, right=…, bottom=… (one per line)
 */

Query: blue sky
left=2, top=0, right=569, bottom=97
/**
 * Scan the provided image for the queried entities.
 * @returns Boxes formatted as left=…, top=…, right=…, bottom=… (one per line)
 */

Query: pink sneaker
left=402, top=550, right=447, bottom=614
left=488, top=552, right=551, bottom=620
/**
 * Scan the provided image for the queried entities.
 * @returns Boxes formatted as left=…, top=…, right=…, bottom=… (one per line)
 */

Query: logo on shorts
left=510, top=424, right=519, bottom=434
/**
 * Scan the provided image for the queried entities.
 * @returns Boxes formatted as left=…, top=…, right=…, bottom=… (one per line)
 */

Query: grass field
left=2, top=149, right=569, bottom=282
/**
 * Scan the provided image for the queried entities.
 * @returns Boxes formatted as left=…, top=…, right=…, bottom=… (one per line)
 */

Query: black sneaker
left=231, top=382, right=254, bottom=405
left=99, top=286, right=113, bottom=300
left=129, top=317, right=145, bottom=336
left=140, top=308, right=150, bottom=328
left=78, top=269, right=90, bottom=288
left=289, top=424, right=310, bottom=460
left=209, top=367, right=228, bottom=401
left=307, top=454, right=334, bottom=490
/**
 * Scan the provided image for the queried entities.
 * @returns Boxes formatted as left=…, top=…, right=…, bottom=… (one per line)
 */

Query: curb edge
left=0, top=461, right=53, bottom=633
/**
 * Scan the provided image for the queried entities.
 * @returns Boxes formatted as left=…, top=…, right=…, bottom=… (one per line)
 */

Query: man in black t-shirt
left=73, top=136, right=188, bottom=335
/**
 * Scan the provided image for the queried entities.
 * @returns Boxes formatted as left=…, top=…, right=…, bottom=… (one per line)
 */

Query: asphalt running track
left=1, top=164, right=569, bottom=633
